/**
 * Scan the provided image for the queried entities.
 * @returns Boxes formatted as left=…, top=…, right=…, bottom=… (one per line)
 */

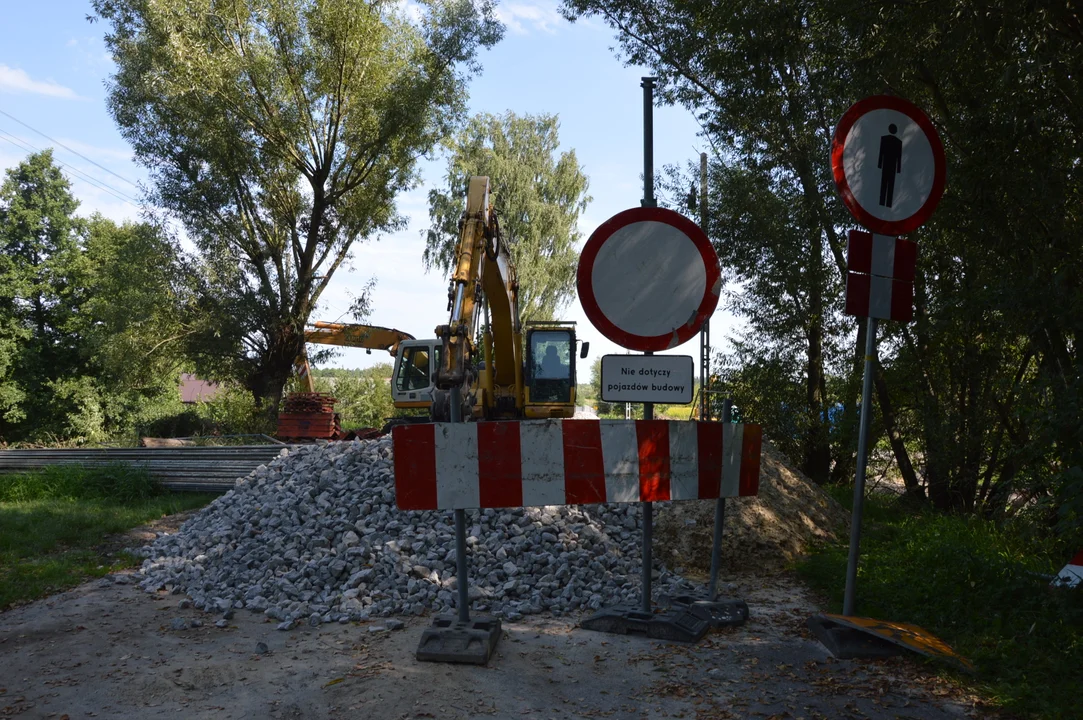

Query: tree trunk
left=831, top=319, right=866, bottom=485
left=872, top=364, right=924, bottom=500
left=801, top=232, right=832, bottom=484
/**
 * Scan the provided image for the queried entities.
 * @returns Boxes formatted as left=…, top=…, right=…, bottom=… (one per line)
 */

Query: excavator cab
left=523, top=322, right=578, bottom=418
left=391, top=340, right=442, bottom=410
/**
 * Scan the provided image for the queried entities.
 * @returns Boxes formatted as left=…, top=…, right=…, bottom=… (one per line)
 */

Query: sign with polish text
left=600, top=354, right=694, bottom=404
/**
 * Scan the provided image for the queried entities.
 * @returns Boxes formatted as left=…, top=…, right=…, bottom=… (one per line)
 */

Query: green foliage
left=93, top=0, right=503, bottom=410
left=0, top=474, right=216, bottom=608
left=0, top=463, right=163, bottom=504
left=423, top=111, right=590, bottom=322
left=0, top=151, right=190, bottom=445
left=798, top=494, right=1083, bottom=719
left=310, top=365, right=396, bottom=429
left=191, top=385, right=275, bottom=436
left=563, top=0, right=1083, bottom=513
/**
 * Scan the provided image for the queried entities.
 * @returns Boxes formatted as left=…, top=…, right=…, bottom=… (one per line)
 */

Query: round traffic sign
left=577, top=206, right=720, bottom=352
left=832, top=95, right=946, bottom=235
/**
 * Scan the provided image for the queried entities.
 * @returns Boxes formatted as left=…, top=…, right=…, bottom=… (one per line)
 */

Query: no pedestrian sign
left=832, top=95, right=946, bottom=235
left=601, top=355, right=694, bottom=404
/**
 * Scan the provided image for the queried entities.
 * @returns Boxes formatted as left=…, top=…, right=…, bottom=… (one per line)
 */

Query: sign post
left=830, top=95, right=945, bottom=618
left=577, top=77, right=750, bottom=639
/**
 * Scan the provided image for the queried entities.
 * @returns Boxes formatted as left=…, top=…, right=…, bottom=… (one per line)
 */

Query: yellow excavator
left=279, top=321, right=422, bottom=440
left=390, top=176, right=588, bottom=422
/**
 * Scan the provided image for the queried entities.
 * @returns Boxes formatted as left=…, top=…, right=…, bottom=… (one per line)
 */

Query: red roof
left=179, top=373, right=221, bottom=403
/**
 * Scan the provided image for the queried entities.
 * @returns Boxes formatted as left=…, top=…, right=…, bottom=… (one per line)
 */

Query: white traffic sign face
left=601, top=354, right=694, bottom=404
left=577, top=207, right=720, bottom=352
left=832, top=96, right=945, bottom=235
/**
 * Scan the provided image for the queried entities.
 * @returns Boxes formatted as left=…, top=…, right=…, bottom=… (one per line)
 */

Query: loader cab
left=523, top=323, right=579, bottom=418
left=391, top=340, right=442, bottom=409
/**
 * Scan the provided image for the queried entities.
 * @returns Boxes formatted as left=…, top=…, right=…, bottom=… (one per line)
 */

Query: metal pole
left=707, top=398, right=733, bottom=600
left=642, top=387, right=654, bottom=614
left=843, top=317, right=878, bottom=617
left=450, top=385, right=470, bottom=623
left=699, top=152, right=709, bottom=422
left=639, top=75, right=657, bottom=614
left=641, top=77, right=657, bottom=209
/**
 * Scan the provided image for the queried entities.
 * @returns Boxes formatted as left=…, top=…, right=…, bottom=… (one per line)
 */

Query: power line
left=0, top=131, right=140, bottom=208
left=0, top=130, right=139, bottom=206
left=0, top=107, right=141, bottom=190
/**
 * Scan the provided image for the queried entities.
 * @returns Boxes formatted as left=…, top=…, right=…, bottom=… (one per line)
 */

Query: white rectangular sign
left=601, top=355, right=694, bottom=404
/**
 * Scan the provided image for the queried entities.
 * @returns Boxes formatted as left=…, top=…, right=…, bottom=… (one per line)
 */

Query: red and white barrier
left=393, top=420, right=762, bottom=511
left=1053, top=550, right=1083, bottom=589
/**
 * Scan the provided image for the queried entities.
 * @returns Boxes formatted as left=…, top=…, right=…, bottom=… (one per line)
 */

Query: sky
left=0, top=0, right=739, bottom=388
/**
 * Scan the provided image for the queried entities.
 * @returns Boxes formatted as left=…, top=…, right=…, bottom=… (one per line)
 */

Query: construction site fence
left=0, top=445, right=295, bottom=493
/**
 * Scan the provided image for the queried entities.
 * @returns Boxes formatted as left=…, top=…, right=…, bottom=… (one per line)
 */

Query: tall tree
left=564, top=0, right=1083, bottom=523
left=0, top=150, right=85, bottom=438
left=0, top=152, right=188, bottom=442
left=93, top=0, right=503, bottom=412
left=423, top=111, right=591, bottom=321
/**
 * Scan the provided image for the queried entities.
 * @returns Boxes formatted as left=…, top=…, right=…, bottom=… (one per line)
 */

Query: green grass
left=798, top=487, right=1083, bottom=719
left=0, top=464, right=217, bottom=609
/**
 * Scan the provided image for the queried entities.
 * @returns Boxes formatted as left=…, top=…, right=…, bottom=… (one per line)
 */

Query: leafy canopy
left=93, top=0, right=503, bottom=406
left=423, top=111, right=590, bottom=322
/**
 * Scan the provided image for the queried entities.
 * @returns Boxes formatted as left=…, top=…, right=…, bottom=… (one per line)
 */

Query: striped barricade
left=393, top=419, right=762, bottom=511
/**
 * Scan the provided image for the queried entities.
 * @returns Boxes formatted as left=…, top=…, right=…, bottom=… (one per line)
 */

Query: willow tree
left=423, top=111, right=590, bottom=322
left=93, top=0, right=502, bottom=410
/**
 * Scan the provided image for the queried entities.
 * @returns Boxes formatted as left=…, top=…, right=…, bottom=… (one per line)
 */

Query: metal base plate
left=416, top=614, right=502, bottom=665
left=663, top=593, right=749, bottom=628
left=580, top=606, right=709, bottom=643
left=806, top=614, right=904, bottom=660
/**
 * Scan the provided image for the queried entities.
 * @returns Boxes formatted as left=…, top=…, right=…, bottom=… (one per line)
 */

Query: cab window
left=397, top=347, right=438, bottom=392
left=530, top=331, right=572, bottom=402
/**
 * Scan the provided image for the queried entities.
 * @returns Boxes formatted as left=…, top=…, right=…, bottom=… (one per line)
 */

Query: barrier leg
left=415, top=387, right=501, bottom=664
left=658, top=398, right=749, bottom=629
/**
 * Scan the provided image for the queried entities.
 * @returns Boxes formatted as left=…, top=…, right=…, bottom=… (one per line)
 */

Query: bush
left=0, top=463, right=162, bottom=504
left=798, top=492, right=1083, bottom=719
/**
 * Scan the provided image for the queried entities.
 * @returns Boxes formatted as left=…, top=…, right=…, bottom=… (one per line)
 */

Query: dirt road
left=0, top=569, right=986, bottom=719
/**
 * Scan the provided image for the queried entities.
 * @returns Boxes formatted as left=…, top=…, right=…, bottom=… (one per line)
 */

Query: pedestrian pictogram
left=832, top=95, right=946, bottom=235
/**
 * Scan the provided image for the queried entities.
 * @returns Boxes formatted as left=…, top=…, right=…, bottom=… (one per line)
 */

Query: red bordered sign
left=832, top=95, right=946, bottom=236
left=577, top=207, right=720, bottom=352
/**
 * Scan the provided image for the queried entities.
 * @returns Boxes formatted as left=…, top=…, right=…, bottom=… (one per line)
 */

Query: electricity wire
left=0, top=130, right=141, bottom=208
left=0, top=107, right=140, bottom=190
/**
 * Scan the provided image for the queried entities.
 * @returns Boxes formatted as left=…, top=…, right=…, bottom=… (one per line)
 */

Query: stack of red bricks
left=277, top=393, right=339, bottom=440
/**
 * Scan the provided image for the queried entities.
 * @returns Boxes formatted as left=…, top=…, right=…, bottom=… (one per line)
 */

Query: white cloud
left=0, top=65, right=81, bottom=99
left=496, top=1, right=565, bottom=35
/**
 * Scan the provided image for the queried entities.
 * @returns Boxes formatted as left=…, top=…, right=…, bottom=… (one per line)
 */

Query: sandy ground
left=0, top=567, right=993, bottom=720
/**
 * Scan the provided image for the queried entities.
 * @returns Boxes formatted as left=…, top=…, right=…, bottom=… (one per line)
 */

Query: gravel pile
left=138, top=437, right=694, bottom=626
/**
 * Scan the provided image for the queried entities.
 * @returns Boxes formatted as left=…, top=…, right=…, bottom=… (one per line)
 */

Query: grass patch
left=0, top=463, right=217, bottom=609
left=798, top=487, right=1083, bottom=719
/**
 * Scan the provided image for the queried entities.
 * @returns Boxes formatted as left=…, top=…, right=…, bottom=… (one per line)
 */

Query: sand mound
left=656, top=439, right=849, bottom=573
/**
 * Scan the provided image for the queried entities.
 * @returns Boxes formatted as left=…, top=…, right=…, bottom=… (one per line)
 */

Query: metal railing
left=0, top=445, right=295, bottom=492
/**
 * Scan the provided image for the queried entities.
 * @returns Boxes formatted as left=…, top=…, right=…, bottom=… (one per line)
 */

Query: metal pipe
left=642, top=500, right=653, bottom=613
left=641, top=77, right=657, bottom=209
left=707, top=398, right=734, bottom=600
left=451, top=284, right=465, bottom=324
left=455, top=507, right=469, bottom=623
left=843, top=317, right=878, bottom=617
left=449, top=385, right=470, bottom=623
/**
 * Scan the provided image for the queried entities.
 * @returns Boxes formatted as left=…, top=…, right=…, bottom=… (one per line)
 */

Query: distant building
left=179, top=373, right=222, bottom=404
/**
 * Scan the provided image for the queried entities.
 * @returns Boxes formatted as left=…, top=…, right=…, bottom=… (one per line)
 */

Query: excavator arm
left=434, top=176, right=522, bottom=419
left=294, top=321, right=415, bottom=393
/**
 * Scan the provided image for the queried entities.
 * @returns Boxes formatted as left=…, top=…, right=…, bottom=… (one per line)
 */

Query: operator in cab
left=538, top=345, right=568, bottom=379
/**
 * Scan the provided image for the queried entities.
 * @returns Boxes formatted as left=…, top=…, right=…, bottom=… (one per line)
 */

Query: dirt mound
left=656, top=439, right=849, bottom=573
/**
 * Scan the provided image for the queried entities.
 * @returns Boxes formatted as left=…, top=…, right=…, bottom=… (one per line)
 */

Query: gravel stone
left=137, top=437, right=695, bottom=627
